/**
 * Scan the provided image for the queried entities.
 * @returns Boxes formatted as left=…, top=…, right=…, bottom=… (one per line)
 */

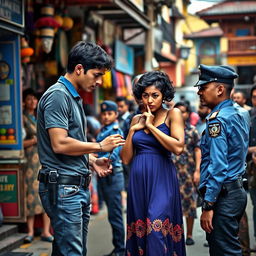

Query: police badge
left=208, top=122, right=221, bottom=137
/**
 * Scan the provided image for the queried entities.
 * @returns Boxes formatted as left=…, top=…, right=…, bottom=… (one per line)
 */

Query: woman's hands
left=143, top=105, right=155, bottom=128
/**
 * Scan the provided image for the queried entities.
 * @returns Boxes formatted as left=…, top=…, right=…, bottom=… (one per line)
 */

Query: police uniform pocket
left=61, top=185, right=79, bottom=198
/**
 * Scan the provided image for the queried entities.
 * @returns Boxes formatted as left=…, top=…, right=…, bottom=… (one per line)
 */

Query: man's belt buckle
left=48, top=170, right=59, bottom=183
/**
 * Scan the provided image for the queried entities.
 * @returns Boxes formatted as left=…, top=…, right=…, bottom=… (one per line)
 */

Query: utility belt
left=199, top=178, right=244, bottom=198
left=38, top=170, right=91, bottom=205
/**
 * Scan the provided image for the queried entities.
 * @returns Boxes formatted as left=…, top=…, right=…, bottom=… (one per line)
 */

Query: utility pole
left=144, top=1, right=154, bottom=71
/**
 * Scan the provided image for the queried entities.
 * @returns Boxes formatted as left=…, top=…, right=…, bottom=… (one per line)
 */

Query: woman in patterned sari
left=23, top=88, right=53, bottom=243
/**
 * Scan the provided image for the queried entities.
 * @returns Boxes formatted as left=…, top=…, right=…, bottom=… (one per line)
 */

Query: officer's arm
left=204, top=119, right=228, bottom=202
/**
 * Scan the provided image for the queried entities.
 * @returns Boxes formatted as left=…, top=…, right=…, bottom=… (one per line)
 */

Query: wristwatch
left=202, top=200, right=214, bottom=211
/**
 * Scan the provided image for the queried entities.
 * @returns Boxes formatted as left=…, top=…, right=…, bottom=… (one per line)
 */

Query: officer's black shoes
left=185, top=237, right=195, bottom=246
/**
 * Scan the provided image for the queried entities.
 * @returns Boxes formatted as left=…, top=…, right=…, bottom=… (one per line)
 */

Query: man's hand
left=100, top=134, right=125, bottom=152
left=200, top=210, right=214, bottom=233
left=193, top=170, right=200, bottom=185
left=92, top=157, right=112, bottom=177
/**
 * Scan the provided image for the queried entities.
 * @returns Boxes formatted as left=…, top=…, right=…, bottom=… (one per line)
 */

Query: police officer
left=97, top=100, right=125, bottom=256
left=195, top=64, right=250, bottom=255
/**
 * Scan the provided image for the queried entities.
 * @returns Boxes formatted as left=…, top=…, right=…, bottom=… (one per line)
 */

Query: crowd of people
left=21, top=42, right=256, bottom=256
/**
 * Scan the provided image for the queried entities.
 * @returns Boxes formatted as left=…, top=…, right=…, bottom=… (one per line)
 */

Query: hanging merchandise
left=61, top=10, right=74, bottom=31
left=102, top=70, right=112, bottom=89
left=34, top=5, right=61, bottom=54
left=124, top=75, right=133, bottom=97
left=20, top=37, right=34, bottom=63
left=116, top=71, right=127, bottom=97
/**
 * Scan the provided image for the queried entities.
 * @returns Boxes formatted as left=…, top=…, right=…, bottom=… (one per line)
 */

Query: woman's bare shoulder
left=169, top=107, right=182, bottom=119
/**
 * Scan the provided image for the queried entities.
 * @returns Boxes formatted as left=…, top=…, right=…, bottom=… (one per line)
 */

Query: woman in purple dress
left=121, top=71, right=186, bottom=256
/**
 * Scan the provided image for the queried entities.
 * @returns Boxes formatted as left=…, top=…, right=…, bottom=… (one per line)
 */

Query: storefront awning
left=65, top=0, right=150, bottom=29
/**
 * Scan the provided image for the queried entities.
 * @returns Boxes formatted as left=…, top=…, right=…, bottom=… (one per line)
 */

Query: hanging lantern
left=20, top=37, right=34, bottom=63
left=62, top=16, right=74, bottom=31
left=34, top=5, right=61, bottom=54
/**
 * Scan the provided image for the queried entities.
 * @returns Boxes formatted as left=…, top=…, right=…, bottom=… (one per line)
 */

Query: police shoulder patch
left=208, top=122, right=221, bottom=137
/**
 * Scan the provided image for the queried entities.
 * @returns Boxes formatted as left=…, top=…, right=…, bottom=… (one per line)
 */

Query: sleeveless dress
left=126, top=123, right=186, bottom=256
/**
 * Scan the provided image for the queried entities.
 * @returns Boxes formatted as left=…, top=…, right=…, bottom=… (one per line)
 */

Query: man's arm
left=48, top=127, right=124, bottom=155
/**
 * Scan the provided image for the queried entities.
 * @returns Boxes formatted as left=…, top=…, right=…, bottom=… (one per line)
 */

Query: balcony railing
left=228, top=36, right=256, bottom=54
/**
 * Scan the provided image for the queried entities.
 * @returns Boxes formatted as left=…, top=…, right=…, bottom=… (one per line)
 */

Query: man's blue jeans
left=39, top=182, right=91, bottom=256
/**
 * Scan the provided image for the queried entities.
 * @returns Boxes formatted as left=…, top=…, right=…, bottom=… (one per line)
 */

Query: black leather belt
left=221, top=179, right=243, bottom=192
left=38, top=172, right=91, bottom=189
left=199, top=178, right=243, bottom=198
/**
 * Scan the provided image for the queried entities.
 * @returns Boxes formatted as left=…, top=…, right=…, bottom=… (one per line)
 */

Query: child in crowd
left=96, top=100, right=125, bottom=256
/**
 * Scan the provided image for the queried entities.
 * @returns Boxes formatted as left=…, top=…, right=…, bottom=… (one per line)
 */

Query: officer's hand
left=200, top=210, right=214, bottom=233
left=100, top=134, right=125, bottom=152
left=92, top=157, right=112, bottom=177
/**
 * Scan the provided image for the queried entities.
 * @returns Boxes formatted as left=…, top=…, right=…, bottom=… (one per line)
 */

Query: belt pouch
left=48, top=170, right=58, bottom=205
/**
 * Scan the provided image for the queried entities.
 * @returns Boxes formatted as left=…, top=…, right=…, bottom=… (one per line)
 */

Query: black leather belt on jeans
left=221, top=179, right=243, bottom=192
left=38, top=172, right=91, bottom=189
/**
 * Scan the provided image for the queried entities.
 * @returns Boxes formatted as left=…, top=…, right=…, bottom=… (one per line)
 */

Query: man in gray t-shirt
left=37, top=42, right=124, bottom=256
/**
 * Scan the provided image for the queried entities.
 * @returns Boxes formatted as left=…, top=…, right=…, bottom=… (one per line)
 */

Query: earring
left=162, top=100, right=165, bottom=103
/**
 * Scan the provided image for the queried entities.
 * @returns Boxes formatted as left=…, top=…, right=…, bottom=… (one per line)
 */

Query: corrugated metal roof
left=197, top=1, right=256, bottom=16
left=184, top=26, right=223, bottom=39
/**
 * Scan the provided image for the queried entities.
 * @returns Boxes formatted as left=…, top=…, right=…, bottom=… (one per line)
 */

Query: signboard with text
left=115, top=40, right=134, bottom=76
left=0, top=0, right=24, bottom=27
left=0, top=166, right=25, bottom=222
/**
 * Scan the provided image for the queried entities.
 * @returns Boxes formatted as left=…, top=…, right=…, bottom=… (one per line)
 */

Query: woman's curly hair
left=133, top=71, right=175, bottom=102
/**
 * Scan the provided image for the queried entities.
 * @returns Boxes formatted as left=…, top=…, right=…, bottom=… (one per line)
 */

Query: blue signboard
left=0, top=0, right=24, bottom=27
left=0, top=35, right=22, bottom=151
left=115, top=40, right=134, bottom=75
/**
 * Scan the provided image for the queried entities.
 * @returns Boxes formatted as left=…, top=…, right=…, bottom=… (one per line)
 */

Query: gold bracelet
left=98, top=142, right=103, bottom=151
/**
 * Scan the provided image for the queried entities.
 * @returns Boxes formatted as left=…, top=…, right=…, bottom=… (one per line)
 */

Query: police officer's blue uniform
left=195, top=65, right=250, bottom=255
left=96, top=101, right=125, bottom=256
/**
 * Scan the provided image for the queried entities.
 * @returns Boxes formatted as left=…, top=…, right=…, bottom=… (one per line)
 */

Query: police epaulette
left=113, top=124, right=119, bottom=130
left=209, top=110, right=219, bottom=120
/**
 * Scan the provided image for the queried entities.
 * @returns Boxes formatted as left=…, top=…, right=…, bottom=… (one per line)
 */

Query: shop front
left=0, top=0, right=26, bottom=222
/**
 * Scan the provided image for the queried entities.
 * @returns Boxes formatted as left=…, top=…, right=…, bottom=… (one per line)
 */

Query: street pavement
left=11, top=194, right=256, bottom=256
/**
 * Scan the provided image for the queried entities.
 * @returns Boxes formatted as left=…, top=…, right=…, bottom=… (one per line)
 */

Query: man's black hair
left=67, top=41, right=113, bottom=73
left=133, top=71, right=175, bottom=102
left=116, top=96, right=129, bottom=105
left=251, top=85, right=256, bottom=98
left=174, top=101, right=191, bottom=113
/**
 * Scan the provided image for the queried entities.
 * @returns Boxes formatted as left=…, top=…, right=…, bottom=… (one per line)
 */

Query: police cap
left=100, top=100, right=118, bottom=112
left=194, top=64, right=238, bottom=87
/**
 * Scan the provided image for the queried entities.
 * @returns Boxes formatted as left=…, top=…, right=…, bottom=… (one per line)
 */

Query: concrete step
left=0, top=225, right=18, bottom=241
left=0, top=233, right=27, bottom=254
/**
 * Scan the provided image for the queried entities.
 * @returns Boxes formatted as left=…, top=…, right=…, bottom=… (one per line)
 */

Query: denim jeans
left=39, top=182, right=91, bottom=256
left=250, top=188, right=256, bottom=238
left=98, top=171, right=125, bottom=253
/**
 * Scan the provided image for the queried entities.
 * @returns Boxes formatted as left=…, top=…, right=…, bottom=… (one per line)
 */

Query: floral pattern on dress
left=127, top=217, right=184, bottom=243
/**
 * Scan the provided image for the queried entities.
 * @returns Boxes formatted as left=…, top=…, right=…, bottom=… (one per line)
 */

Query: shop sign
left=0, top=0, right=24, bottom=27
left=115, top=40, right=134, bottom=76
left=0, top=167, right=25, bottom=222
left=128, top=0, right=144, bottom=12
